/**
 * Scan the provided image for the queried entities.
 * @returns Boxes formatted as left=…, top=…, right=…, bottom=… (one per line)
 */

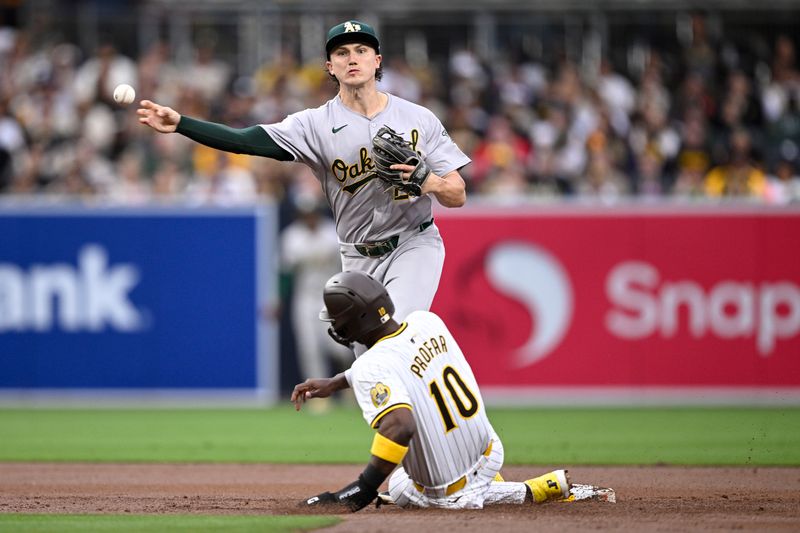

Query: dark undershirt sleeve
left=176, top=115, right=294, bottom=161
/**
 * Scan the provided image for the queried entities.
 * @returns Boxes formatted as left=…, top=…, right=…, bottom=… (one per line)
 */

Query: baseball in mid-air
left=113, top=83, right=136, bottom=105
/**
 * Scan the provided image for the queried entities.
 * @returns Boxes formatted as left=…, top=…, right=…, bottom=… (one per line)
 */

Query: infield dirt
left=1, top=463, right=798, bottom=531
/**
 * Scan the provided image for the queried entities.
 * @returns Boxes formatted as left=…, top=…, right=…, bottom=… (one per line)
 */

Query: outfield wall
left=1, top=202, right=798, bottom=406
left=433, top=203, right=800, bottom=405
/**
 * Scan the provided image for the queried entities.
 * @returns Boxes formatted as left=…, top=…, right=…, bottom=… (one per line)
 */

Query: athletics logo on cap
left=326, top=20, right=380, bottom=55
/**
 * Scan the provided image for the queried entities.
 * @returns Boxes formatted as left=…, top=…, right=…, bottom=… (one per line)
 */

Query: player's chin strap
left=326, top=326, right=353, bottom=348
left=306, top=433, right=409, bottom=512
left=326, top=314, right=392, bottom=349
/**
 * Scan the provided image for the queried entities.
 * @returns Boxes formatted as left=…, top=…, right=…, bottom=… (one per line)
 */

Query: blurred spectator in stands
left=674, top=71, right=715, bottom=123
left=74, top=138, right=115, bottom=194
left=0, top=97, right=25, bottom=191
left=107, top=149, right=150, bottom=204
left=587, top=110, right=630, bottom=181
left=704, top=128, right=767, bottom=198
left=632, top=148, right=666, bottom=198
left=680, top=11, right=718, bottom=85
left=529, top=100, right=581, bottom=194
left=494, top=59, right=545, bottom=132
left=138, top=40, right=182, bottom=107
left=48, top=159, right=95, bottom=198
left=636, top=54, right=671, bottom=122
left=11, top=143, right=45, bottom=194
left=577, top=150, right=630, bottom=201
left=221, top=76, right=258, bottom=128
left=449, top=46, right=490, bottom=117
left=181, top=33, right=230, bottom=104
left=71, top=39, right=137, bottom=160
left=764, top=157, right=800, bottom=204
left=253, top=48, right=312, bottom=122
left=761, top=36, right=800, bottom=171
left=73, top=40, right=137, bottom=109
left=480, top=163, right=530, bottom=202
left=597, top=57, right=636, bottom=139
left=151, top=159, right=188, bottom=200
left=251, top=157, right=291, bottom=201
left=628, top=100, right=680, bottom=183
left=186, top=151, right=257, bottom=205
left=761, top=35, right=800, bottom=124
left=710, top=70, right=763, bottom=166
left=470, top=115, right=532, bottom=192
left=381, top=57, right=422, bottom=103
left=13, top=70, right=79, bottom=145
left=670, top=110, right=712, bottom=195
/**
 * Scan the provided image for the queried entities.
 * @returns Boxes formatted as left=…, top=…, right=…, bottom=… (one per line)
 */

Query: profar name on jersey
left=410, top=335, right=449, bottom=378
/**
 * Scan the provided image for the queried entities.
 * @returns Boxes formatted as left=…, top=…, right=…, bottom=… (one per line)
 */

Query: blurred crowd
left=1, top=12, right=800, bottom=207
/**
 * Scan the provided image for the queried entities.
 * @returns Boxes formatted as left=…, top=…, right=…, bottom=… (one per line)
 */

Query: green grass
left=490, top=407, right=800, bottom=465
left=0, top=406, right=372, bottom=463
left=0, top=514, right=338, bottom=533
left=1, top=406, right=798, bottom=465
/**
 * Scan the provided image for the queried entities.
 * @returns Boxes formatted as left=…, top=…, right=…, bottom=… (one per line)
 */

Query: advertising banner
left=433, top=206, right=800, bottom=402
left=0, top=206, right=277, bottom=400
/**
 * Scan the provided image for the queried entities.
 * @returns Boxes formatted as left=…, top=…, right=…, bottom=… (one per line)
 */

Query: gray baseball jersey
left=261, top=93, right=470, bottom=243
left=348, top=310, right=494, bottom=489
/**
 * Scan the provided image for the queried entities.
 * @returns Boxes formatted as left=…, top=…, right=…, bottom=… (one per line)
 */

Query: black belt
left=355, top=219, right=434, bottom=258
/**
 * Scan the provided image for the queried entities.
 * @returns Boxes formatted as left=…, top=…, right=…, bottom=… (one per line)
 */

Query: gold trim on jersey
left=412, top=440, right=494, bottom=497
left=374, top=322, right=407, bottom=345
left=370, top=403, right=412, bottom=429
left=370, top=432, right=409, bottom=464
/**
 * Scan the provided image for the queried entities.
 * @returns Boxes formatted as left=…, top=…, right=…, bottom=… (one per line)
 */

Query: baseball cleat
left=561, top=483, right=617, bottom=503
left=377, top=492, right=395, bottom=505
left=524, top=469, right=571, bottom=503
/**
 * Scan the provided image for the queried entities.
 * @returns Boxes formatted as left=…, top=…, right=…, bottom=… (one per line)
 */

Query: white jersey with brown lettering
left=261, top=93, right=470, bottom=244
left=347, top=310, right=494, bottom=489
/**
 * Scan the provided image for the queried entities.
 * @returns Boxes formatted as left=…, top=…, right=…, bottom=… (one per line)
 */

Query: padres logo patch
left=370, top=383, right=391, bottom=408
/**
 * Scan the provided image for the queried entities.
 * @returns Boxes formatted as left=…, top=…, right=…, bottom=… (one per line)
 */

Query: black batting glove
left=333, top=475, right=379, bottom=512
left=305, top=491, right=338, bottom=507
left=304, top=475, right=380, bottom=512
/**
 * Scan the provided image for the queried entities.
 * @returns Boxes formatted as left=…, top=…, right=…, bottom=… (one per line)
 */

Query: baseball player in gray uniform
left=292, top=271, right=616, bottom=512
left=138, top=20, right=469, bottom=340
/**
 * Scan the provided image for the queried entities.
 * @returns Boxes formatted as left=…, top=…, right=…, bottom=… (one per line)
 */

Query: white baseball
left=113, top=84, right=136, bottom=105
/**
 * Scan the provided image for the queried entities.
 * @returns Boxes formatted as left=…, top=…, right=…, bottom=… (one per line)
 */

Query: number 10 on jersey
left=428, top=365, right=479, bottom=432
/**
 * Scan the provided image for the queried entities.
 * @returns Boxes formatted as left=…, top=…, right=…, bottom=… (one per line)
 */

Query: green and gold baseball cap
left=325, top=20, right=380, bottom=56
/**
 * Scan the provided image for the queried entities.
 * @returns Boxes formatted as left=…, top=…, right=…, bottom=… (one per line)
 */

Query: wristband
left=370, top=432, right=409, bottom=464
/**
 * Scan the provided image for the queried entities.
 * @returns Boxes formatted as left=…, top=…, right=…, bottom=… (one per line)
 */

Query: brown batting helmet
left=319, top=271, right=394, bottom=346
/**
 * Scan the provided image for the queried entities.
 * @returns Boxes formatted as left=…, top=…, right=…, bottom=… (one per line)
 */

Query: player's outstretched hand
left=304, top=491, right=338, bottom=507
left=291, top=378, right=337, bottom=411
left=137, top=100, right=180, bottom=133
left=303, top=479, right=377, bottom=513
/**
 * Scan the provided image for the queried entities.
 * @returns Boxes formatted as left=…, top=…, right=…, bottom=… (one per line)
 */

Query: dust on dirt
left=1, top=463, right=798, bottom=532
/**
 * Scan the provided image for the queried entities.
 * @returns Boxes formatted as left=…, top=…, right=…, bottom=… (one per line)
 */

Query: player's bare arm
left=305, top=407, right=416, bottom=512
left=389, top=164, right=466, bottom=207
left=291, top=372, right=350, bottom=411
left=136, top=100, right=180, bottom=133
left=369, top=407, right=415, bottom=475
